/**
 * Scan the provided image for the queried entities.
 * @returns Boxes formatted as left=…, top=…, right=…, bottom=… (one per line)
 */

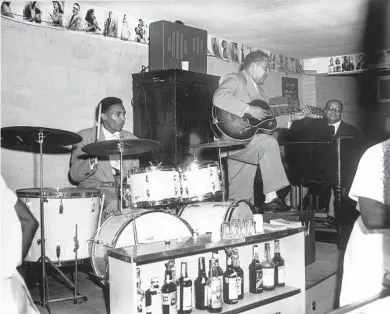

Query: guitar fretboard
left=270, top=106, right=323, bottom=117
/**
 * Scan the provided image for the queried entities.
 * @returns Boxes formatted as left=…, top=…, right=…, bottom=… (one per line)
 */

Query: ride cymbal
left=1, top=126, right=82, bottom=147
left=82, top=139, right=161, bottom=156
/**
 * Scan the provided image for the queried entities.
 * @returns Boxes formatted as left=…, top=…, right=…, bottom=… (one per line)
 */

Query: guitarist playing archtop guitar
left=212, top=50, right=320, bottom=212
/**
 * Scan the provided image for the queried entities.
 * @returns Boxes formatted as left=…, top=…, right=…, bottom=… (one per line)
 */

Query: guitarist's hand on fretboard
left=245, top=105, right=271, bottom=120
left=291, top=106, right=323, bottom=122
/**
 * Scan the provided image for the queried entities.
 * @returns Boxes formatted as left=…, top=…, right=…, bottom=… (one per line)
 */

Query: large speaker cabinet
left=132, top=69, right=220, bottom=166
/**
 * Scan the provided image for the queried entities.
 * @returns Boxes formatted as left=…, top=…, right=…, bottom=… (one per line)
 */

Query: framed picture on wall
left=377, top=75, right=390, bottom=103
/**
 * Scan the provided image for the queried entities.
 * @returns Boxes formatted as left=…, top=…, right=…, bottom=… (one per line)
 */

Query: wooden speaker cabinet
left=132, top=69, right=220, bottom=166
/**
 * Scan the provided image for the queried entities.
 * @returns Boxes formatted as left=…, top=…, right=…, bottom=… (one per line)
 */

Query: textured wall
left=1, top=17, right=304, bottom=191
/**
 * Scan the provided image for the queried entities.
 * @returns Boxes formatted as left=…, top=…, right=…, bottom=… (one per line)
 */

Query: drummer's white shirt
left=102, top=126, right=121, bottom=171
left=1, top=176, right=39, bottom=313
left=340, top=139, right=390, bottom=306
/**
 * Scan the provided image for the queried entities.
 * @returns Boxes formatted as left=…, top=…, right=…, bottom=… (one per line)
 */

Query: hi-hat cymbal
left=1, top=126, right=82, bottom=147
left=82, top=139, right=161, bottom=156
left=190, top=139, right=245, bottom=149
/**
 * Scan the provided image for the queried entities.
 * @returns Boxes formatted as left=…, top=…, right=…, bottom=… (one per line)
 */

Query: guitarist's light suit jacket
left=69, top=126, right=139, bottom=217
left=212, top=70, right=289, bottom=130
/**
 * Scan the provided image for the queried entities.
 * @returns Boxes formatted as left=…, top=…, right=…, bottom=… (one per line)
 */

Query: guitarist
left=212, top=50, right=316, bottom=212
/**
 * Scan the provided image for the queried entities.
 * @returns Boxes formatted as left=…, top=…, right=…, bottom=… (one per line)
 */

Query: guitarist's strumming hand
left=245, top=105, right=270, bottom=120
left=290, top=106, right=322, bottom=122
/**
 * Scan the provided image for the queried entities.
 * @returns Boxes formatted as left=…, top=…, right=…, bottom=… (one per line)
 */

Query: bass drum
left=179, top=200, right=255, bottom=236
left=16, top=187, right=101, bottom=264
left=91, top=209, right=193, bottom=280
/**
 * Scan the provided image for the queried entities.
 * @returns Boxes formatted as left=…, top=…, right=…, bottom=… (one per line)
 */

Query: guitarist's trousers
left=226, top=133, right=289, bottom=203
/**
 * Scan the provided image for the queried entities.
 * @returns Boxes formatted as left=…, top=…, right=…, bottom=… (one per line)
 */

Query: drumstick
left=93, top=102, right=102, bottom=166
left=97, top=193, right=105, bottom=227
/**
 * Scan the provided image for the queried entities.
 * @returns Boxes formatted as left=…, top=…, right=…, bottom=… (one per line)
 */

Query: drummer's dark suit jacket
left=69, top=126, right=139, bottom=188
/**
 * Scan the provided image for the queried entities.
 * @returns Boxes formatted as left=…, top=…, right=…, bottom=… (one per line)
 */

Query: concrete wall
left=1, top=17, right=305, bottom=191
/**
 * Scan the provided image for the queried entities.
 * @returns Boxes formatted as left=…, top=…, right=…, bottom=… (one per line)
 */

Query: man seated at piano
left=69, top=97, right=139, bottom=221
left=212, top=50, right=319, bottom=212
left=285, top=99, right=362, bottom=235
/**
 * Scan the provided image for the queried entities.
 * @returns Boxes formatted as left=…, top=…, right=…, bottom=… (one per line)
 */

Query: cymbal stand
left=117, top=140, right=124, bottom=215
left=35, top=131, right=87, bottom=311
left=218, top=148, right=226, bottom=201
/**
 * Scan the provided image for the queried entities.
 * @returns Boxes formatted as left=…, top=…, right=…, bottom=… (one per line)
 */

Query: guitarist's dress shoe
left=263, top=198, right=291, bottom=213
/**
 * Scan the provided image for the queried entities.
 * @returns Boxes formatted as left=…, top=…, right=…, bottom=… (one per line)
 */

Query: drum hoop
left=224, top=199, right=256, bottom=221
left=130, top=166, right=177, bottom=174
left=132, top=197, right=179, bottom=208
left=180, top=191, right=223, bottom=203
left=181, top=161, right=219, bottom=171
left=16, top=189, right=102, bottom=199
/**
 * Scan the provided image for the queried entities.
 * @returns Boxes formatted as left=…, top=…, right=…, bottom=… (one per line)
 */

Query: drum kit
left=1, top=124, right=246, bottom=310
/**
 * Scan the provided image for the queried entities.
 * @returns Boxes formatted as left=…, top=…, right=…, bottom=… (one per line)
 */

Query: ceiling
left=92, top=0, right=371, bottom=59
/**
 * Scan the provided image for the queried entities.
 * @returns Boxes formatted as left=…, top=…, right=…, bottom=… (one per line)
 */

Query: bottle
left=194, top=257, right=208, bottom=310
left=233, top=249, right=244, bottom=300
left=170, top=259, right=180, bottom=309
left=137, top=268, right=146, bottom=313
left=249, top=245, right=263, bottom=294
left=212, top=253, right=224, bottom=294
left=161, top=267, right=178, bottom=314
left=179, top=262, right=192, bottom=314
left=272, top=240, right=286, bottom=287
left=146, top=277, right=162, bottom=314
left=261, top=243, right=275, bottom=291
left=223, top=250, right=238, bottom=304
left=207, top=259, right=223, bottom=313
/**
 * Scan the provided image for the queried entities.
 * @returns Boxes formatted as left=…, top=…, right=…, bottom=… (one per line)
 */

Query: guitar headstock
left=308, top=106, right=325, bottom=117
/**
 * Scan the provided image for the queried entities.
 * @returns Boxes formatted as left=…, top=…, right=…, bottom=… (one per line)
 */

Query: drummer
left=69, top=97, right=139, bottom=220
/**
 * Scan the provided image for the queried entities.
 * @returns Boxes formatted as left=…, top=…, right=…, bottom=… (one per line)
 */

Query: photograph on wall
left=230, top=42, right=240, bottom=63
left=119, top=13, right=131, bottom=41
left=282, top=77, right=299, bottom=107
left=240, top=44, right=251, bottom=63
left=207, top=35, right=215, bottom=56
left=23, top=1, right=43, bottom=23
left=133, top=17, right=150, bottom=43
left=44, top=1, right=65, bottom=27
left=64, top=1, right=84, bottom=31
left=294, top=58, right=304, bottom=73
left=219, top=39, right=231, bottom=61
left=355, top=53, right=368, bottom=70
left=269, top=52, right=280, bottom=71
left=210, top=36, right=222, bottom=58
left=1, top=2, right=15, bottom=18
left=102, top=10, right=119, bottom=38
left=333, top=56, right=342, bottom=73
left=83, top=5, right=103, bottom=34
left=341, top=55, right=355, bottom=72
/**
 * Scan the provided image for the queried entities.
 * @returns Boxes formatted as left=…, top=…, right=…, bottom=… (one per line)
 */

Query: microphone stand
left=117, top=139, right=124, bottom=215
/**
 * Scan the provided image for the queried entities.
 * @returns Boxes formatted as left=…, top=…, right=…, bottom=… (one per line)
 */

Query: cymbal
left=82, top=139, right=161, bottom=156
left=190, top=139, right=245, bottom=149
left=1, top=126, right=82, bottom=147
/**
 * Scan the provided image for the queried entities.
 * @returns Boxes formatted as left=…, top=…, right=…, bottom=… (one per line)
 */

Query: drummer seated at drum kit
left=69, top=97, right=139, bottom=221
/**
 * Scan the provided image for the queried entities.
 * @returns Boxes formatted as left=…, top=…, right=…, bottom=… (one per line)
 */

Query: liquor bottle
left=233, top=249, right=244, bottom=300
left=207, top=259, right=223, bottom=313
left=137, top=268, right=146, bottom=313
left=194, top=257, right=208, bottom=310
left=249, top=245, right=263, bottom=294
left=179, top=262, right=193, bottom=314
left=223, top=250, right=238, bottom=304
left=146, top=277, right=162, bottom=314
left=212, top=253, right=224, bottom=294
left=170, top=259, right=180, bottom=309
left=272, top=240, right=286, bottom=287
left=261, top=243, right=275, bottom=291
left=161, top=267, right=178, bottom=314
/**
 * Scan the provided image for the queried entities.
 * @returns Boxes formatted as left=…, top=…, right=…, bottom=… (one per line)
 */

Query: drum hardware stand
left=218, top=148, right=227, bottom=201
left=34, top=131, right=87, bottom=311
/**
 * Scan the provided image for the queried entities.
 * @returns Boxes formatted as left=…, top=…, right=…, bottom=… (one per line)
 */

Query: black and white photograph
left=2, top=1, right=390, bottom=314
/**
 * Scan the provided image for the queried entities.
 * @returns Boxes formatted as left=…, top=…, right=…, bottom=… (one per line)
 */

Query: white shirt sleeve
left=348, top=144, right=385, bottom=207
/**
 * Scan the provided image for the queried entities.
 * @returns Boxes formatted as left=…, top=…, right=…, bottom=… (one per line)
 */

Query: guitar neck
left=270, top=106, right=322, bottom=117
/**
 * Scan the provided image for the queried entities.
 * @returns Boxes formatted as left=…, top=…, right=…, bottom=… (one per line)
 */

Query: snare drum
left=90, top=209, right=193, bottom=280
left=180, top=161, right=223, bottom=202
left=128, top=166, right=181, bottom=207
left=16, top=187, right=101, bottom=264
left=179, top=199, right=254, bottom=236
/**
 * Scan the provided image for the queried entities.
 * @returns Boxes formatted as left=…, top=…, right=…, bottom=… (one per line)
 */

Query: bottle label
left=229, top=278, right=238, bottom=300
left=147, top=293, right=161, bottom=314
left=209, top=279, right=222, bottom=309
left=278, top=266, right=285, bottom=284
left=256, top=270, right=263, bottom=291
left=236, top=277, right=242, bottom=296
left=183, top=286, right=192, bottom=310
left=204, top=286, right=208, bottom=307
left=263, top=268, right=275, bottom=287
left=218, top=276, right=223, bottom=293
left=162, top=291, right=177, bottom=310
